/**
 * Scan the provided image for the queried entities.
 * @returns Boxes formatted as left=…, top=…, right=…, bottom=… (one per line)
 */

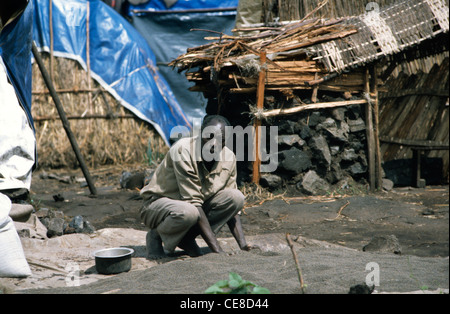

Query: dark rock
left=65, top=215, right=95, bottom=234
left=40, top=217, right=49, bottom=229
left=69, top=215, right=84, bottom=233
left=341, top=148, right=358, bottom=161
left=348, top=134, right=365, bottom=151
left=82, top=221, right=96, bottom=234
left=331, top=107, right=347, bottom=121
left=278, top=120, right=299, bottom=134
left=297, top=170, right=331, bottom=195
left=362, top=235, right=402, bottom=254
left=120, top=171, right=146, bottom=190
left=317, top=117, right=336, bottom=129
left=277, top=134, right=305, bottom=147
left=53, top=194, right=64, bottom=202
left=47, top=218, right=65, bottom=237
left=347, top=162, right=367, bottom=175
left=279, top=147, right=312, bottom=173
left=309, top=135, right=331, bottom=166
left=348, top=104, right=362, bottom=119
left=260, top=174, right=283, bottom=190
left=358, top=152, right=368, bottom=167
left=330, top=145, right=340, bottom=156
left=307, top=112, right=323, bottom=127
left=382, top=178, right=394, bottom=191
left=299, top=124, right=312, bottom=140
left=317, top=118, right=349, bottom=142
left=348, top=118, right=366, bottom=132
left=325, top=162, right=343, bottom=184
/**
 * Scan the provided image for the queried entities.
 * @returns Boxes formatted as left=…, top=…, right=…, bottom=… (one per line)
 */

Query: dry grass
left=32, top=53, right=168, bottom=169
left=240, top=182, right=289, bottom=211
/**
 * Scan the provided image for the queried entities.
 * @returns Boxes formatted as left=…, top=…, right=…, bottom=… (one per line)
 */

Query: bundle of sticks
left=169, top=15, right=362, bottom=96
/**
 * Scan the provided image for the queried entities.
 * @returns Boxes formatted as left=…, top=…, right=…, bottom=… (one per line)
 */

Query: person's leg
left=140, top=197, right=199, bottom=259
left=203, top=189, right=245, bottom=234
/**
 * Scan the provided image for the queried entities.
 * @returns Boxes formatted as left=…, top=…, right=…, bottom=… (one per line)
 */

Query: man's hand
left=227, top=215, right=258, bottom=251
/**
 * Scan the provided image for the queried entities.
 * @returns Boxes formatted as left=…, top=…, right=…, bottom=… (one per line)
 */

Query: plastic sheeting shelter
left=33, top=0, right=191, bottom=145
left=127, top=0, right=239, bottom=120
left=0, top=0, right=34, bottom=131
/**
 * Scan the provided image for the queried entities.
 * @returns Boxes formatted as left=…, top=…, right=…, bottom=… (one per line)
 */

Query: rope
left=424, top=0, right=450, bottom=32
left=362, top=10, right=400, bottom=56
left=248, top=104, right=267, bottom=121
left=320, top=41, right=346, bottom=72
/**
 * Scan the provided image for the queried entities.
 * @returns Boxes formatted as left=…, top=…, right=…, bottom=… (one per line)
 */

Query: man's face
left=201, top=121, right=227, bottom=162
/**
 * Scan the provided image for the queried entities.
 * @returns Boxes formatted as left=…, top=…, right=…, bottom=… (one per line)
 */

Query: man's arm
left=196, top=206, right=223, bottom=253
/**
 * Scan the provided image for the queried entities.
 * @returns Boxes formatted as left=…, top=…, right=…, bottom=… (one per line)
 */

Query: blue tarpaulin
left=127, top=0, right=239, bottom=123
left=0, top=0, right=34, bottom=131
left=33, top=0, right=191, bottom=145
left=128, top=0, right=239, bottom=12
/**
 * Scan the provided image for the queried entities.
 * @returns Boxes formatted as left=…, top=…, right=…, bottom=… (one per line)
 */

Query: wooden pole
left=286, top=233, right=306, bottom=294
left=370, top=65, right=382, bottom=190
left=364, top=67, right=376, bottom=192
left=32, top=43, right=97, bottom=195
left=260, top=99, right=367, bottom=118
left=252, top=50, right=266, bottom=184
left=86, top=1, right=93, bottom=111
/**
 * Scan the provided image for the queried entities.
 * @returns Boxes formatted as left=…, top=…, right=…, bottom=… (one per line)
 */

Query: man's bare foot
left=146, top=230, right=167, bottom=260
left=178, top=237, right=203, bottom=257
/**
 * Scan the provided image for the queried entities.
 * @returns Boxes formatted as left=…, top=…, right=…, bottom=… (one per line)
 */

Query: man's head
left=200, top=115, right=230, bottom=162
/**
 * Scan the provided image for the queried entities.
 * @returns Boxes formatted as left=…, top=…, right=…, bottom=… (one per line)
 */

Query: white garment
left=0, top=56, right=36, bottom=191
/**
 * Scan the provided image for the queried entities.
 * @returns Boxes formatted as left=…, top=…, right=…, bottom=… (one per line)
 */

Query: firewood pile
left=169, top=16, right=361, bottom=98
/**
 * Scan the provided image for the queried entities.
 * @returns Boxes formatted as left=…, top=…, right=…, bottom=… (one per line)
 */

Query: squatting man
left=139, top=115, right=257, bottom=259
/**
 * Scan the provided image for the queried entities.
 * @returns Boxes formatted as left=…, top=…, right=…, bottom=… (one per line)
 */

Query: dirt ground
left=29, top=166, right=449, bottom=258
left=2, top=166, right=449, bottom=294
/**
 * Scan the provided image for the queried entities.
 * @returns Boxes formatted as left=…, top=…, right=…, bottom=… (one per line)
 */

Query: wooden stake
left=311, top=73, right=319, bottom=103
left=252, top=50, right=266, bottom=184
left=286, top=233, right=306, bottom=294
left=370, top=65, right=382, bottom=190
left=364, top=68, right=376, bottom=192
left=32, top=43, right=97, bottom=195
left=86, top=1, right=92, bottom=111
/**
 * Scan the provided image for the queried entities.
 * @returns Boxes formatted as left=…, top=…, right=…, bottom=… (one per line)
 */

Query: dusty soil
left=5, top=166, right=447, bottom=294
left=29, top=166, right=449, bottom=258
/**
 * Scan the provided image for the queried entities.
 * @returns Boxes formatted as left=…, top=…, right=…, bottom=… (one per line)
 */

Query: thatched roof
left=313, top=0, right=449, bottom=73
left=170, top=0, right=449, bottom=99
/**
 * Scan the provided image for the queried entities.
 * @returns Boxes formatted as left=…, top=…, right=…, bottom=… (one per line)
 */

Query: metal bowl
left=93, top=247, right=134, bottom=275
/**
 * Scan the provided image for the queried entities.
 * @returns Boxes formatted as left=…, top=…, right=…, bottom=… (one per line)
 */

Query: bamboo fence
left=32, top=53, right=167, bottom=169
